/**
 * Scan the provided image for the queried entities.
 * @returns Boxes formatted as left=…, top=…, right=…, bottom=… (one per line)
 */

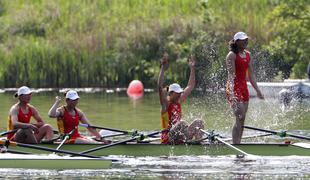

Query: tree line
left=0, top=0, right=308, bottom=88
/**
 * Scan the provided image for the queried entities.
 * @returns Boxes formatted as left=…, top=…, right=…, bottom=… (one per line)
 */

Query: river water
left=0, top=89, right=309, bottom=179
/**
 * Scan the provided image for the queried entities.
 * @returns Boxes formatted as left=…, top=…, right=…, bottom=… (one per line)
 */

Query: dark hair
left=64, top=90, right=70, bottom=98
left=229, top=39, right=238, bottom=54
left=164, top=86, right=173, bottom=96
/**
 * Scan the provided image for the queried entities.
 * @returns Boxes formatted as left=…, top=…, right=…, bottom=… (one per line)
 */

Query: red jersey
left=7, top=105, right=33, bottom=140
left=61, top=107, right=81, bottom=139
left=226, top=51, right=250, bottom=103
left=160, top=102, right=182, bottom=144
left=167, top=102, right=182, bottom=125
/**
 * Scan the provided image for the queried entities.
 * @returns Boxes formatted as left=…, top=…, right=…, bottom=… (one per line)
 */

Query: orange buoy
left=127, top=80, right=144, bottom=99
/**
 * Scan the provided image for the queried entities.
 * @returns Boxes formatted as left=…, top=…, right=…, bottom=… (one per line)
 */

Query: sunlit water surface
left=0, top=156, right=309, bottom=179
left=0, top=90, right=309, bottom=179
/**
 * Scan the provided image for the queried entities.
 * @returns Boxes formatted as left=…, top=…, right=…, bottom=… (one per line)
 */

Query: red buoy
left=127, top=80, right=144, bottom=99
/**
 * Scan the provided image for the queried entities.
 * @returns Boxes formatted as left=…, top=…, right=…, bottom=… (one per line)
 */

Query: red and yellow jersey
left=161, top=102, right=182, bottom=144
left=57, top=106, right=81, bottom=143
left=7, top=105, right=33, bottom=140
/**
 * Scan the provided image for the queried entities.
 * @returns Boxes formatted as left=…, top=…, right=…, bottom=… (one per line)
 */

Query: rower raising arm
left=48, top=90, right=110, bottom=144
left=157, top=53, right=204, bottom=144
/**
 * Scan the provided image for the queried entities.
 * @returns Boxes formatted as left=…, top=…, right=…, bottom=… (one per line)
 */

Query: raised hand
left=188, top=54, right=196, bottom=69
left=160, top=53, right=169, bottom=71
left=55, top=96, right=61, bottom=102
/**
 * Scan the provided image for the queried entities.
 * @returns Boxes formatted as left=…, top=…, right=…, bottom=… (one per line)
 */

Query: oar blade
left=292, top=143, right=310, bottom=149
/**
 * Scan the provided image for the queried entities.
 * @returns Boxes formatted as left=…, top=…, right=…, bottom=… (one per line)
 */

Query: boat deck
left=7, top=142, right=310, bottom=157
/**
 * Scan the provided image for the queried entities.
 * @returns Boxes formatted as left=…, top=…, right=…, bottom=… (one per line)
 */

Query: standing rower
left=226, top=32, right=264, bottom=144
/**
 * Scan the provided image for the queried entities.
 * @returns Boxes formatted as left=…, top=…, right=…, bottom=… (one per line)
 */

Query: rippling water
left=1, top=155, right=310, bottom=179
left=0, top=91, right=309, bottom=179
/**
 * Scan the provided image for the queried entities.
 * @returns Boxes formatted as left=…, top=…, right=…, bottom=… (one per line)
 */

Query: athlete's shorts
left=226, top=85, right=249, bottom=104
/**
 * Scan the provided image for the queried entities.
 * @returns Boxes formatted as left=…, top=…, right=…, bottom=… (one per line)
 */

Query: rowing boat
left=0, top=153, right=113, bottom=169
left=6, top=142, right=310, bottom=156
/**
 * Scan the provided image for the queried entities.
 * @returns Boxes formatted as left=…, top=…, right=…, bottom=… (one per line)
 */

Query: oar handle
left=243, top=125, right=276, bottom=134
left=65, top=127, right=77, bottom=139
left=199, top=129, right=249, bottom=156
left=56, top=127, right=77, bottom=151
left=0, top=129, right=18, bottom=137
left=79, top=124, right=158, bottom=138
left=79, top=123, right=129, bottom=134
left=80, top=130, right=164, bottom=155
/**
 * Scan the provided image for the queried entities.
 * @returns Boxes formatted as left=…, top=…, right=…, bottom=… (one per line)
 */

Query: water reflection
left=1, top=156, right=309, bottom=179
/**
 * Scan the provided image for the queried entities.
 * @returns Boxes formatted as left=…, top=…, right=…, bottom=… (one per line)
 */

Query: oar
left=243, top=125, right=310, bottom=141
left=198, top=129, right=249, bottom=156
left=80, top=123, right=131, bottom=134
left=0, top=139, right=101, bottom=158
left=55, top=127, right=77, bottom=151
left=0, top=129, right=18, bottom=137
left=6, top=149, right=32, bottom=154
left=222, top=133, right=274, bottom=141
left=80, top=130, right=163, bottom=155
left=79, top=124, right=159, bottom=138
left=1, top=129, right=59, bottom=137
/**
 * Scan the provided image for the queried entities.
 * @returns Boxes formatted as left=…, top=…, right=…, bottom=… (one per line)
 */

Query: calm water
left=0, top=90, right=310, bottom=179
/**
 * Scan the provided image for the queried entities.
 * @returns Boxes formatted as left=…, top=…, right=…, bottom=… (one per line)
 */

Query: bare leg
left=35, top=124, right=54, bottom=142
left=232, top=102, right=248, bottom=144
left=187, top=119, right=204, bottom=140
left=74, top=137, right=102, bottom=144
left=169, top=120, right=189, bottom=144
left=15, top=129, right=38, bottom=144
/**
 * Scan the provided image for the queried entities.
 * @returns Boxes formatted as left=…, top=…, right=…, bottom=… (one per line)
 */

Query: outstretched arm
left=79, top=111, right=109, bottom=143
left=158, top=53, right=169, bottom=112
left=181, top=55, right=196, bottom=102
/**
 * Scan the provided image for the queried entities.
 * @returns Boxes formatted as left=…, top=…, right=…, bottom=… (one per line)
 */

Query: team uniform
left=57, top=106, right=85, bottom=144
left=226, top=51, right=251, bottom=103
left=7, top=105, right=33, bottom=140
left=160, top=102, right=182, bottom=144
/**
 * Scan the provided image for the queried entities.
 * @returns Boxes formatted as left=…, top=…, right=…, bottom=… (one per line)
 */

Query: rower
left=158, top=53, right=204, bottom=144
left=48, top=90, right=110, bottom=144
left=8, top=86, right=54, bottom=144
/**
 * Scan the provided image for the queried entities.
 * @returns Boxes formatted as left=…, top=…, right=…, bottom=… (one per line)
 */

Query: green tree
left=265, top=0, right=310, bottom=79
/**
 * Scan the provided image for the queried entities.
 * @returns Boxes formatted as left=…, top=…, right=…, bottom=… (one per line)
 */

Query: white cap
left=169, top=83, right=184, bottom=93
left=16, top=86, right=32, bottom=96
left=65, top=90, right=80, bottom=100
left=233, top=32, right=248, bottom=41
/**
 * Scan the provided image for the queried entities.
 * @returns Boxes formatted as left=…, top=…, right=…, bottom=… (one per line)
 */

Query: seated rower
left=48, top=90, right=110, bottom=144
left=8, top=86, right=54, bottom=144
left=158, top=53, right=204, bottom=144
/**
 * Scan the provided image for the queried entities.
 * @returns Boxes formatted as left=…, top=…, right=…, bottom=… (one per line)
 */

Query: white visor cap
left=168, top=83, right=184, bottom=93
left=17, top=86, right=32, bottom=96
left=233, top=32, right=248, bottom=41
left=66, top=90, right=80, bottom=100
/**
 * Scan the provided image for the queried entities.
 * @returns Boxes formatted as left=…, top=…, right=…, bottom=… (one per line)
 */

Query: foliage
left=264, top=0, right=310, bottom=79
left=0, top=0, right=308, bottom=88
